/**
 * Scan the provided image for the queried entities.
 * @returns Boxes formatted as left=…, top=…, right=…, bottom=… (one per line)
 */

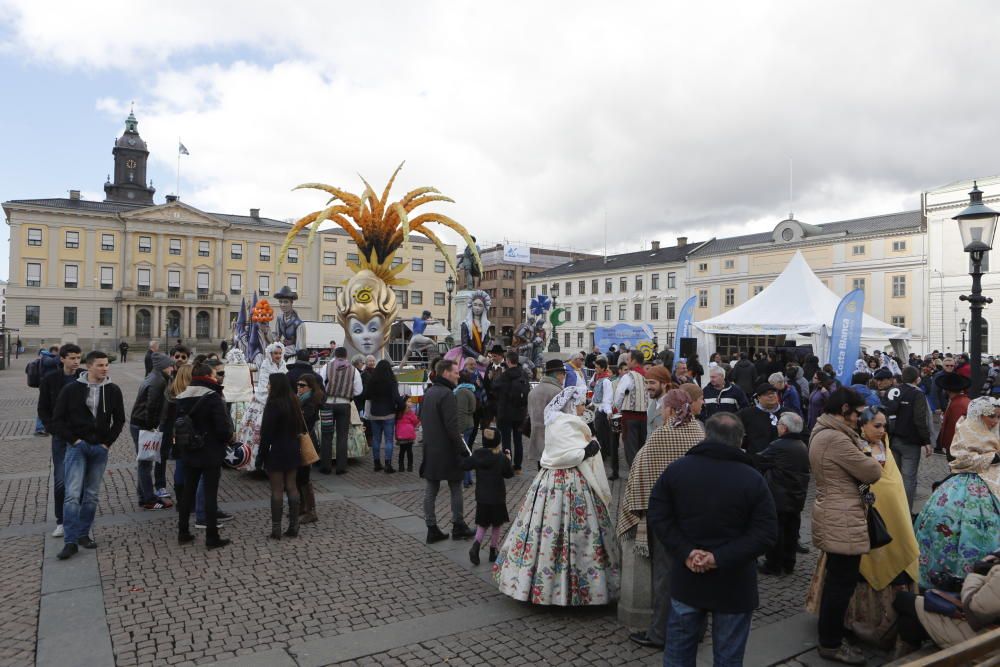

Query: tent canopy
left=692, top=251, right=910, bottom=340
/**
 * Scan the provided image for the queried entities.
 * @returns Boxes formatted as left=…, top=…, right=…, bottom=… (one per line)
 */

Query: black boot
left=178, top=531, right=195, bottom=545
left=374, top=459, right=383, bottom=472
left=426, top=525, right=448, bottom=544
left=284, top=499, right=300, bottom=537
left=489, top=547, right=499, bottom=563
left=469, top=540, right=481, bottom=565
left=451, top=522, right=475, bottom=540
left=269, top=499, right=282, bottom=540
left=206, top=524, right=229, bottom=550
left=398, top=451, right=405, bottom=472
left=174, top=484, right=185, bottom=513
left=384, top=460, right=395, bottom=474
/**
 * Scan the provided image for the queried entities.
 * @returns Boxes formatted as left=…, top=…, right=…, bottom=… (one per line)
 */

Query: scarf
left=454, top=382, right=476, bottom=395
left=618, top=420, right=705, bottom=555
left=859, top=442, right=920, bottom=590
left=540, top=412, right=612, bottom=506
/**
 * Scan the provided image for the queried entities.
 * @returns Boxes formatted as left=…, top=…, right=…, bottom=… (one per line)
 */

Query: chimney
left=250, top=208, right=260, bottom=219
left=650, top=240, right=660, bottom=251
left=69, top=190, right=81, bottom=200
left=165, top=194, right=178, bottom=203
left=676, top=236, right=687, bottom=247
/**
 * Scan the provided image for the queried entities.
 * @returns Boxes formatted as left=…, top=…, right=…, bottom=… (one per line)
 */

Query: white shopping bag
left=136, top=429, right=163, bottom=462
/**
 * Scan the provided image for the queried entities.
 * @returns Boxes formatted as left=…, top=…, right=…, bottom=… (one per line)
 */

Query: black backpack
left=26, top=359, right=41, bottom=388
left=174, top=394, right=210, bottom=453
left=509, top=375, right=530, bottom=408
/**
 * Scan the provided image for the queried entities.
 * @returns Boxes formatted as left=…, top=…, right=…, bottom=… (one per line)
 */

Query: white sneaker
left=52, top=524, right=64, bottom=538
left=155, top=488, right=171, bottom=499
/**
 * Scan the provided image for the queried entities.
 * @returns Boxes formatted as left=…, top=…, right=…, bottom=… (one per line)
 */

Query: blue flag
left=234, top=297, right=247, bottom=345
left=829, top=289, right=865, bottom=387
left=247, top=292, right=263, bottom=363
left=672, top=296, right=698, bottom=370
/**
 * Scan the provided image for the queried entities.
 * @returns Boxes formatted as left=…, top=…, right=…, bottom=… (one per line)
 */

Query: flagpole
left=176, top=136, right=181, bottom=198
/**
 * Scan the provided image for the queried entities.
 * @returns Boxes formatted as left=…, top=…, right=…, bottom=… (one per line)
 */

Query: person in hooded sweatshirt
left=129, top=352, right=176, bottom=509
left=176, top=362, right=235, bottom=550
left=52, top=351, right=126, bottom=560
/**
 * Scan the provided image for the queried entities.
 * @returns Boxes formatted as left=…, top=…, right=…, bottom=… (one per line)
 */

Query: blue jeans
left=62, top=441, right=109, bottom=544
left=35, top=416, right=45, bottom=433
left=51, top=437, right=67, bottom=523
left=129, top=424, right=156, bottom=504
left=664, top=599, right=751, bottom=667
left=371, top=418, right=395, bottom=463
left=173, top=459, right=207, bottom=522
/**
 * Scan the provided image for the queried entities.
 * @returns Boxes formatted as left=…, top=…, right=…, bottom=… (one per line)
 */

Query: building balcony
left=118, top=289, right=230, bottom=307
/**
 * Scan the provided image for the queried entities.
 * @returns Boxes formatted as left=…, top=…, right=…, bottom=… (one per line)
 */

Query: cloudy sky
left=1, top=0, right=999, bottom=280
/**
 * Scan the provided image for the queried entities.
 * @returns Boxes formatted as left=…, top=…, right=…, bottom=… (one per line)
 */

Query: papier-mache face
left=337, top=269, right=397, bottom=356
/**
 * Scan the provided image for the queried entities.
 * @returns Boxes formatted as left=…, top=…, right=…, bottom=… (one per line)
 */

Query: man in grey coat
left=420, top=359, right=476, bottom=543
left=526, top=359, right=565, bottom=463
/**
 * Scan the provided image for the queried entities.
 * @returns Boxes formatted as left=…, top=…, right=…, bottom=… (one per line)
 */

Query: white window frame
left=100, top=266, right=114, bottom=289
left=139, top=236, right=152, bottom=253
left=64, top=264, right=79, bottom=288
left=892, top=240, right=906, bottom=252
left=258, top=274, right=270, bottom=296
left=287, top=247, right=299, bottom=264
left=198, top=240, right=210, bottom=257
left=101, top=233, right=115, bottom=251
left=229, top=274, right=242, bottom=295
left=169, top=238, right=182, bottom=255
left=197, top=271, right=210, bottom=292
left=65, top=231, right=80, bottom=249
left=667, top=272, right=676, bottom=289
left=26, top=263, right=41, bottom=287
left=167, top=270, right=181, bottom=290
left=137, top=268, right=151, bottom=289
left=892, top=275, right=906, bottom=298
left=27, top=228, right=42, bottom=246
left=852, top=244, right=866, bottom=256
left=698, top=290, right=708, bottom=308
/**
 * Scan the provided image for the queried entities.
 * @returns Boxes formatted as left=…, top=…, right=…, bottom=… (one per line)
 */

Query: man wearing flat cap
left=738, top=383, right=790, bottom=454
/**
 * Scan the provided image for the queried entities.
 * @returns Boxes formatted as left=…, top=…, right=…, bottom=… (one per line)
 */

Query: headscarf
left=254, top=342, right=287, bottom=400
left=664, top=388, right=693, bottom=427
left=224, top=348, right=247, bottom=365
left=949, top=396, right=1000, bottom=501
left=543, top=385, right=585, bottom=425
left=881, top=355, right=902, bottom=377
left=854, top=358, right=871, bottom=375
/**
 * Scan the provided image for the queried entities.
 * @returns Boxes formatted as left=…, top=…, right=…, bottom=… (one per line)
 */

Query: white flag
left=178, top=142, right=190, bottom=155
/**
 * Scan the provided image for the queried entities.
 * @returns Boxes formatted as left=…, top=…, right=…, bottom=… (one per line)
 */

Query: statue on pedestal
left=457, top=236, right=482, bottom=291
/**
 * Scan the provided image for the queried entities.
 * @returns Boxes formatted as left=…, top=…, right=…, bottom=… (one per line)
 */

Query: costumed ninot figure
left=513, top=315, right=547, bottom=374
left=232, top=342, right=287, bottom=472
left=446, top=290, right=492, bottom=369
left=277, top=162, right=481, bottom=363
left=401, top=310, right=440, bottom=365
left=457, top=236, right=482, bottom=290
left=272, top=286, right=305, bottom=357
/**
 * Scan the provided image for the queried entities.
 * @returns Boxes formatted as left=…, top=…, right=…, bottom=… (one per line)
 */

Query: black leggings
left=397, top=441, right=414, bottom=469
left=892, top=592, right=930, bottom=646
left=818, top=553, right=862, bottom=649
left=268, top=470, right=298, bottom=504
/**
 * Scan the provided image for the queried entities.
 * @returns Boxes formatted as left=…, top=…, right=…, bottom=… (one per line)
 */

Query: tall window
left=197, top=272, right=210, bottom=294
left=230, top=274, right=242, bottom=295
left=651, top=302, right=659, bottom=320
left=63, top=306, right=77, bottom=326
left=27, top=228, right=42, bottom=246
left=412, top=258, right=423, bottom=271
left=323, top=251, right=337, bottom=265
left=100, top=266, right=113, bottom=289
left=892, top=275, right=906, bottom=298
left=578, top=280, right=586, bottom=294
left=137, top=268, right=151, bottom=290
left=698, top=290, right=708, bottom=308
left=634, top=303, right=642, bottom=319
left=434, top=292, right=445, bottom=306
left=169, top=238, right=182, bottom=255
left=604, top=305, right=612, bottom=320
left=666, top=301, right=676, bottom=320
left=651, top=273, right=659, bottom=290
left=592, top=279, right=599, bottom=294
left=198, top=240, right=210, bottom=257
left=25, top=305, right=40, bottom=325
left=667, top=272, right=676, bottom=289
left=168, top=270, right=181, bottom=293
left=530, top=285, right=536, bottom=297
left=852, top=277, right=866, bottom=292
left=287, top=276, right=298, bottom=292
left=99, top=308, right=112, bottom=327
left=591, top=306, right=598, bottom=321
left=564, top=332, right=570, bottom=348
left=260, top=245, right=271, bottom=261
left=564, top=309, right=571, bottom=322
left=65, top=231, right=80, bottom=249
left=395, top=289, right=408, bottom=308
left=135, top=309, right=151, bottom=337
left=564, top=282, right=572, bottom=296
left=258, top=275, right=270, bottom=296
left=724, top=288, right=735, bottom=306
left=64, top=264, right=79, bottom=288
left=619, top=277, right=627, bottom=292
left=577, top=332, right=584, bottom=348
left=196, top=311, right=210, bottom=338
left=288, top=247, right=299, bottom=264
left=411, top=290, right=423, bottom=305
left=323, top=286, right=336, bottom=301
left=578, top=306, right=585, bottom=321
left=139, top=236, right=151, bottom=253
left=231, top=243, right=243, bottom=259
left=101, top=234, right=115, bottom=251
left=434, top=260, right=446, bottom=273
left=605, top=279, right=612, bottom=294
left=618, top=304, right=626, bottom=320
left=635, top=275, right=643, bottom=291
left=26, top=263, right=41, bottom=287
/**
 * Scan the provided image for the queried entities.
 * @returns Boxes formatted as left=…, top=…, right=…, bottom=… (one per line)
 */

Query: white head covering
left=854, top=358, right=871, bottom=375
left=966, top=396, right=1000, bottom=422
left=544, top=386, right=585, bottom=425
left=254, top=342, right=287, bottom=399
left=224, top=348, right=247, bottom=365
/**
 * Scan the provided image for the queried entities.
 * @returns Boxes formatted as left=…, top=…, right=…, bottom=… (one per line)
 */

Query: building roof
left=532, top=242, right=699, bottom=279
left=691, top=210, right=923, bottom=256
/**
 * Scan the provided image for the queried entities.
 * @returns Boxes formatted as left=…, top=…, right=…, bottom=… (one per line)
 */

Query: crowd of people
left=29, top=337, right=1000, bottom=665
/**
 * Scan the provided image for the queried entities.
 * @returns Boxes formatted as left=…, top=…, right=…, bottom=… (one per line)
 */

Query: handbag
left=136, top=429, right=163, bottom=462
left=299, top=414, right=320, bottom=466
left=859, top=483, right=893, bottom=549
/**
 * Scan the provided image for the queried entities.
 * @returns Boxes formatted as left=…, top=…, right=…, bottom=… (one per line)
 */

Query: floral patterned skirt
left=230, top=399, right=265, bottom=471
left=914, top=473, right=1000, bottom=589
left=492, top=467, right=620, bottom=606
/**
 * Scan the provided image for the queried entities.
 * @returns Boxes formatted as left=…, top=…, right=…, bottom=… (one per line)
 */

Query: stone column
left=124, top=305, right=131, bottom=338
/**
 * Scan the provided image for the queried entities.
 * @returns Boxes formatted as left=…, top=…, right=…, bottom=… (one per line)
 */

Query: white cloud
left=3, top=0, right=1000, bottom=254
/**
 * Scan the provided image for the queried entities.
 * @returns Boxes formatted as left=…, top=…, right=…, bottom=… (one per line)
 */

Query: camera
left=927, top=570, right=965, bottom=593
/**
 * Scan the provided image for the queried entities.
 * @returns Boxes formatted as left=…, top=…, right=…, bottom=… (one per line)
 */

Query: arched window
left=135, top=309, right=151, bottom=338
left=196, top=311, right=211, bottom=339
left=166, top=310, right=182, bottom=338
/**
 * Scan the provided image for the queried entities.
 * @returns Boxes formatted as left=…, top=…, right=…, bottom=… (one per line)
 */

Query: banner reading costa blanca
left=504, top=244, right=531, bottom=264
left=829, top=288, right=865, bottom=388
left=594, top=323, right=654, bottom=356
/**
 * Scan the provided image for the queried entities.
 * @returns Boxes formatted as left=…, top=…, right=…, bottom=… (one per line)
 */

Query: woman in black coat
left=260, top=373, right=305, bottom=539
left=295, top=374, right=324, bottom=524
left=176, top=363, right=234, bottom=550
left=363, top=360, right=400, bottom=473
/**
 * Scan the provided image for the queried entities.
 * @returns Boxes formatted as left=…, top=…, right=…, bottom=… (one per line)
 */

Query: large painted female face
left=348, top=316, right=384, bottom=356
left=471, top=298, right=485, bottom=318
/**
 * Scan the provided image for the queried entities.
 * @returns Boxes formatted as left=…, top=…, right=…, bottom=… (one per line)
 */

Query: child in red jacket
left=395, top=401, right=420, bottom=472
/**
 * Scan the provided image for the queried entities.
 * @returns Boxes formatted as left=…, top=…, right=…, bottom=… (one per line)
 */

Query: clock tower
left=104, top=110, right=156, bottom=204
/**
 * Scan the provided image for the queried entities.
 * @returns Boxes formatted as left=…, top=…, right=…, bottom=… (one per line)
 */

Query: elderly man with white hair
left=701, top=366, right=750, bottom=421
left=768, top=371, right=802, bottom=417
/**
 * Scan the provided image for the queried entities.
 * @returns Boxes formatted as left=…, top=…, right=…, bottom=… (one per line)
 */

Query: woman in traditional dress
left=914, top=396, right=1000, bottom=589
left=806, top=407, right=919, bottom=649
left=235, top=342, right=287, bottom=472
left=493, top=386, right=620, bottom=606
left=455, top=290, right=492, bottom=367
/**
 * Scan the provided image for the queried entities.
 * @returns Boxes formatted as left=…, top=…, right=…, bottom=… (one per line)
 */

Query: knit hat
left=873, top=367, right=894, bottom=380
left=646, top=366, right=672, bottom=385
left=481, top=426, right=501, bottom=448
left=151, top=352, right=175, bottom=372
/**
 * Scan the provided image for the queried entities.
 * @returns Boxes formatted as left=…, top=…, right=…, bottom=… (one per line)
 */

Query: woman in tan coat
left=808, top=388, right=883, bottom=665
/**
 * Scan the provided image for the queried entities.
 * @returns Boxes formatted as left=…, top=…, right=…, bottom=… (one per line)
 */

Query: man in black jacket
left=144, top=340, right=160, bottom=375
left=37, top=343, right=83, bottom=537
left=647, top=413, right=777, bottom=666
left=886, top=366, right=932, bottom=511
left=752, top=412, right=810, bottom=575
left=491, top=351, right=530, bottom=471
left=176, top=362, right=234, bottom=550
left=420, top=359, right=475, bottom=543
left=730, top=353, right=757, bottom=396
left=701, top=365, right=749, bottom=421
left=52, top=351, right=126, bottom=560
left=738, top=383, right=789, bottom=454
left=129, top=352, right=176, bottom=509
left=286, top=349, right=320, bottom=387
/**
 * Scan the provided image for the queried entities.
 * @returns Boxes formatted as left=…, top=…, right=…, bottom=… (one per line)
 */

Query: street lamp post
left=547, top=282, right=560, bottom=353
left=960, top=317, right=968, bottom=354
left=445, top=275, right=455, bottom=331
left=954, top=182, right=998, bottom=397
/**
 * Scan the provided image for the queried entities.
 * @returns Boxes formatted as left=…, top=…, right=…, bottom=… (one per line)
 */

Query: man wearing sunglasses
left=170, top=345, right=191, bottom=366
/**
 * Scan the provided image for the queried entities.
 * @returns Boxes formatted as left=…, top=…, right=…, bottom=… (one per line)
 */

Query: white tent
left=689, top=251, right=910, bottom=363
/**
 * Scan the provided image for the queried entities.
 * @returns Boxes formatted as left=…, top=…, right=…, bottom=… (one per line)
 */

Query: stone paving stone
left=0, top=535, right=43, bottom=667
left=0, top=475, right=49, bottom=528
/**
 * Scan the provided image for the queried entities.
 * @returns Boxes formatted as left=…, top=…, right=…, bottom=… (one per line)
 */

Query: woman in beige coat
left=808, top=388, right=883, bottom=665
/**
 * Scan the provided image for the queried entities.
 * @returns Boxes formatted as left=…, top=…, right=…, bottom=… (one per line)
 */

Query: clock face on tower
left=126, top=159, right=137, bottom=169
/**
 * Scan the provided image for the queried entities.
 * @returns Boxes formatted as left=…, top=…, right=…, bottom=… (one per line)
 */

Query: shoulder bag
left=858, top=483, right=892, bottom=549
left=299, top=411, right=320, bottom=466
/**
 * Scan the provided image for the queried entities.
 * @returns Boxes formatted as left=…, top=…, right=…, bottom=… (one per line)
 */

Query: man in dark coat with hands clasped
left=420, top=359, right=476, bottom=544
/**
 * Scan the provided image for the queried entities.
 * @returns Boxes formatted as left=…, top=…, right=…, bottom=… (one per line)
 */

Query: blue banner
left=829, top=289, right=865, bottom=387
left=594, top=323, right=654, bottom=354
left=672, top=296, right=697, bottom=370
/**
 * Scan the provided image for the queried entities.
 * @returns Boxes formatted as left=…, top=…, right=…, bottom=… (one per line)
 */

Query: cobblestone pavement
left=0, top=356, right=951, bottom=666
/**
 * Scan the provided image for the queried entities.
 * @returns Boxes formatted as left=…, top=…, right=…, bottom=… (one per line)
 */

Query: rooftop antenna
left=788, top=157, right=794, bottom=220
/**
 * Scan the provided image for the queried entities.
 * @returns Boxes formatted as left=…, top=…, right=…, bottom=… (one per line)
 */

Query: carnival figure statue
left=401, top=310, right=440, bottom=365
left=337, top=270, right=397, bottom=359
left=272, top=286, right=305, bottom=356
left=513, top=315, right=546, bottom=373
left=457, top=236, right=482, bottom=291
left=445, top=289, right=492, bottom=368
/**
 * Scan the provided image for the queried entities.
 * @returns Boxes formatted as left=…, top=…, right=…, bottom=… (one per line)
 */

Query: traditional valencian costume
left=233, top=342, right=287, bottom=471
left=493, top=386, right=620, bottom=606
